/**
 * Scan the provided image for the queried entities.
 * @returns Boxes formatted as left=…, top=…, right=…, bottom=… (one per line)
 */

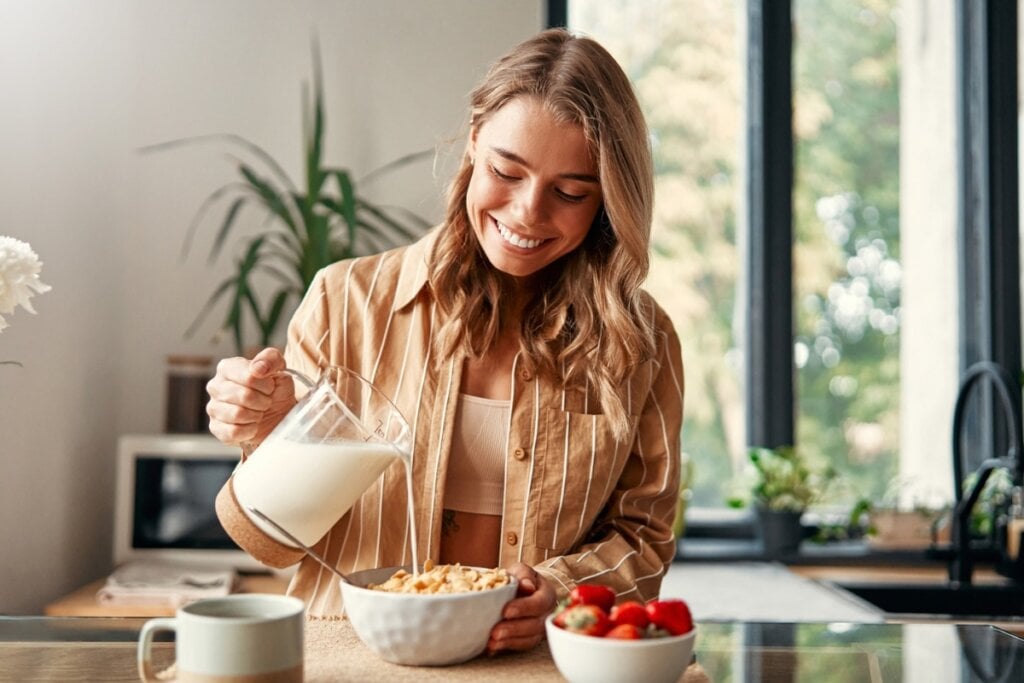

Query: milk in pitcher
left=233, top=437, right=402, bottom=547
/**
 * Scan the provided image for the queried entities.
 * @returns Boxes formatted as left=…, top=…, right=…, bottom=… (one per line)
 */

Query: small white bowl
left=545, top=614, right=697, bottom=683
left=340, top=565, right=518, bottom=666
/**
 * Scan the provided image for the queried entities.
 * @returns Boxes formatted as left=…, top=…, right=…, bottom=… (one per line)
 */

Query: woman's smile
left=492, top=216, right=552, bottom=250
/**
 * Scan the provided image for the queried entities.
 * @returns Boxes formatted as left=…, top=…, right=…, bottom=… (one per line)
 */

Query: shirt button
left=513, top=447, right=527, bottom=460
left=506, top=532, right=519, bottom=546
left=518, top=368, right=533, bottom=381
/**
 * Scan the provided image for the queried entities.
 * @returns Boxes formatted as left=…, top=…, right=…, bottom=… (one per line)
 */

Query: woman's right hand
left=206, top=347, right=297, bottom=450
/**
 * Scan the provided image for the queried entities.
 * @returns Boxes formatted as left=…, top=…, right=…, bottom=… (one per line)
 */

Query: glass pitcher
left=231, top=366, right=413, bottom=547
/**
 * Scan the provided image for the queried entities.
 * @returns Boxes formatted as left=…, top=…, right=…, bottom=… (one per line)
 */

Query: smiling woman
left=207, top=27, right=683, bottom=657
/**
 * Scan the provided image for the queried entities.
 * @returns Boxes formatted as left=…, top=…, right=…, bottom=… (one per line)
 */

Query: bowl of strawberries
left=545, top=584, right=696, bottom=683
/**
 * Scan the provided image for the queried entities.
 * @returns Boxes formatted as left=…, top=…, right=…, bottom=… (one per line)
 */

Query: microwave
left=114, top=434, right=265, bottom=571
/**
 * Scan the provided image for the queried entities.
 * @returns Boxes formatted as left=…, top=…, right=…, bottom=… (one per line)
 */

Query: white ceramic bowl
left=545, top=614, right=697, bottom=683
left=340, top=565, right=518, bottom=666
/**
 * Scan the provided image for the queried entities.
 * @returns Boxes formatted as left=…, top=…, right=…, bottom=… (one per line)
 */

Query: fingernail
left=251, top=360, right=269, bottom=376
left=521, top=579, right=535, bottom=592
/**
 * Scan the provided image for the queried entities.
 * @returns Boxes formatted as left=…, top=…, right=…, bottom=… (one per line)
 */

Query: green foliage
left=963, top=468, right=1014, bottom=539
left=146, top=46, right=431, bottom=353
left=744, top=446, right=835, bottom=513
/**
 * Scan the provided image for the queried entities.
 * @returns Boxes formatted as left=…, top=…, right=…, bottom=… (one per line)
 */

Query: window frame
left=955, top=0, right=1021, bottom=480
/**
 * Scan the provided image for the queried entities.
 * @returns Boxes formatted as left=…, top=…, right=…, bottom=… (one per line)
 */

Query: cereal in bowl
left=368, top=559, right=510, bottom=594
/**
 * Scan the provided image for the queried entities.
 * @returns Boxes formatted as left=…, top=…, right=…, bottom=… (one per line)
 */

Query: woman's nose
left=511, top=182, right=547, bottom=225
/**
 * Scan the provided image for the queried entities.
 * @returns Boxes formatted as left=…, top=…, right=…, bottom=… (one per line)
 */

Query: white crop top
left=443, top=393, right=510, bottom=516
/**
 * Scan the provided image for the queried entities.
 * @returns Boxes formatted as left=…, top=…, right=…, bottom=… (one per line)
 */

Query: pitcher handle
left=282, top=367, right=316, bottom=389
left=239, top=368, right=317, bottom=458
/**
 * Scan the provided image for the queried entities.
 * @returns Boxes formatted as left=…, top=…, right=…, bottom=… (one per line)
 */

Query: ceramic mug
left=137, top=594, right=305, bottom=683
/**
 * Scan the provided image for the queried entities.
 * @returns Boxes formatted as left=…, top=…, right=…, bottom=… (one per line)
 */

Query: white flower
left=0, top=236, right=51, bottom=333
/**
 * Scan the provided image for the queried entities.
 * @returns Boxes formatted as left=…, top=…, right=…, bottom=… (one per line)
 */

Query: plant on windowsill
left=144, top=44, right=432, bottom=354
left=731, top=446, right=835, bottom=557
left=963, top=467, right=1014, bottom=545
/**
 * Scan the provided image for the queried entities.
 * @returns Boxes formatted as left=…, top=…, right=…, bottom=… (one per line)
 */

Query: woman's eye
left=488, top=164, right=517, bottom=181
left=556, top=189, right=587, bottom=203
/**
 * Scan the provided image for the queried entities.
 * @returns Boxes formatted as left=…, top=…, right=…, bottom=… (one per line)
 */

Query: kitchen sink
left=832, top=581, right=1024, bottom=621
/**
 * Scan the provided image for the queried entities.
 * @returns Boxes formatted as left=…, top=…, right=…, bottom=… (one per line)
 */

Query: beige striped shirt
left=216, top=228, right=684, bottom=616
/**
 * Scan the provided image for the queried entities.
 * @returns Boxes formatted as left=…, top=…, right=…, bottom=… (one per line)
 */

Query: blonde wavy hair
left=430, top=28, right=656, bottom=440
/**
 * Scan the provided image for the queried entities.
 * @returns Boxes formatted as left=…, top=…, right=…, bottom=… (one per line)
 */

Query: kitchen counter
left=3, top=616, right=1023, bottom=682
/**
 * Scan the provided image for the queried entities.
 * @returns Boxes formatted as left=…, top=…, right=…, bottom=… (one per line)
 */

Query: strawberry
left=645, top=598, right=693, bottom=636
left=605, top=623, right=644, bottom=640
left=553, top=604, right=612, bottom=637
left=609, top=600, right=650, bottom=629
left=568, top=584, right=616, bottom=613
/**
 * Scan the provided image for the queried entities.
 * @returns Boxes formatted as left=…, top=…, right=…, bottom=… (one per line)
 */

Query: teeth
left=496, top=220, right=543, bottom=249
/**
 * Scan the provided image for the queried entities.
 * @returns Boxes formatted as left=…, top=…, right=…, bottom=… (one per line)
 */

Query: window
left=563, top=0, right=1018, bottom=515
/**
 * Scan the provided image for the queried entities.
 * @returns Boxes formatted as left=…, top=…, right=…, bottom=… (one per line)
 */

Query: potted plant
left=744, top=446, right=833, bottom=556
left=146, top=45, right=431, bottom=353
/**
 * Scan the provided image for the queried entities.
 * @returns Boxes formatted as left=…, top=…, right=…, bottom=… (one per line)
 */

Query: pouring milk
left=230, top=366, right=419, bottom=573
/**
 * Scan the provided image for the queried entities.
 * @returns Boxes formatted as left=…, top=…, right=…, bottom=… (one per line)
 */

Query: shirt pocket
left=533, top=408, right=633, bottom=551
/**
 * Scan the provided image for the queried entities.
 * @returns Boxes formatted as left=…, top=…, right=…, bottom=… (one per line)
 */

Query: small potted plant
left=744, top=446, right=833, bottom=556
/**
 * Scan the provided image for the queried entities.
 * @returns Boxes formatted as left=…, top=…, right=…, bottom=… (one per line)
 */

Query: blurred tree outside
left=793, top=0, right=901, bottom=506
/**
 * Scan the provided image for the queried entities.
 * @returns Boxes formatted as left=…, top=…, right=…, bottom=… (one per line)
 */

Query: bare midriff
left=439, top=510, right=502, bottom=569
left=449, top=332, right=519, bottom=570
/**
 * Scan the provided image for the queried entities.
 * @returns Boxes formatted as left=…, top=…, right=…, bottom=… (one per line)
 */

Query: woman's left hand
left=486, top=562, right=556, bottom=653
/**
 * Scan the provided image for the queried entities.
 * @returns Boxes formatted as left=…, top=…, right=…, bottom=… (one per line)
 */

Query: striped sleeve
left=285, top=268, right=333, bottom=382
left=536, top=307, right=684, bottom=602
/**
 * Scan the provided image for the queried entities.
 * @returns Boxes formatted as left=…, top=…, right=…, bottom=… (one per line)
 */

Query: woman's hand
left=486, top=563, right=556, bottom=653
left=206, top=347, right=297, bottom=450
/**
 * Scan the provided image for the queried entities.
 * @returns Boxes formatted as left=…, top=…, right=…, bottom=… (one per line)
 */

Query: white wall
left=0, top=0, right=542, bottom=614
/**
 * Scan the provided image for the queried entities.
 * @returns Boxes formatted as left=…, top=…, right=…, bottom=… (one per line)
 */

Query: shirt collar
left=392, top=226, right=441, bottom=311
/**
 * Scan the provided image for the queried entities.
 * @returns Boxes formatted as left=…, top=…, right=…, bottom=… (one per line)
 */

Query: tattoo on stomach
left=442, top=509, right=461, bottom=537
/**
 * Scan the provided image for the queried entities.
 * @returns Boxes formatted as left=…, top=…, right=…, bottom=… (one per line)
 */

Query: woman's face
left=466, top=96, right=603, bottom=279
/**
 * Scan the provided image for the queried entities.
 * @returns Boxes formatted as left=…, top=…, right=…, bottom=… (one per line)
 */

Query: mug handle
left=137, top=617, right=177, bottom=683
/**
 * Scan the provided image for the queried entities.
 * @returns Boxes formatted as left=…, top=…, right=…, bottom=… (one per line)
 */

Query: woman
left=207, top=28, right=684, bottom=653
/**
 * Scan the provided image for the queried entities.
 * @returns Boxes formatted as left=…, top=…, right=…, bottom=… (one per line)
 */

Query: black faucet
left=949, top=361, right=1023, bottom=585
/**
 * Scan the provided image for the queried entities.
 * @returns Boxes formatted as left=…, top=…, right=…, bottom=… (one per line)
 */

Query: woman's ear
left=466, top=127, right=479, bottom=161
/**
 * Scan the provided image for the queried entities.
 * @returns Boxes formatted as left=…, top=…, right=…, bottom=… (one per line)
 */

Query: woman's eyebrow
left=491, top=146, right=600, bottom=183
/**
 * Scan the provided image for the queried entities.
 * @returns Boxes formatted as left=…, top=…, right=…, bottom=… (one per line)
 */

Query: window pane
left=793, top=0, right=957, bottom=507
left=570, top=1, right=745, bottom=507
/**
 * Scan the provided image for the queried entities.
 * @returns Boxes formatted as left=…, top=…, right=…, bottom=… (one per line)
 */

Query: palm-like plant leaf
left=141, top=133, right=298, bottom=195
left=179, top=182, right=251, bottom=260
